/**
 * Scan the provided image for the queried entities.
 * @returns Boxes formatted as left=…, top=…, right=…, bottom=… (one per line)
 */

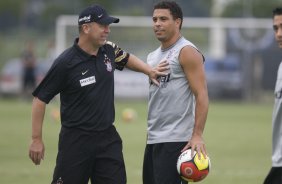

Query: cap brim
left=97, top=16, right=119, bottom=25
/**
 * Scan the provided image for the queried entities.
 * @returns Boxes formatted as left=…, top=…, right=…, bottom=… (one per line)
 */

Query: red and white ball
left=177, top=149, right=210, bottom=182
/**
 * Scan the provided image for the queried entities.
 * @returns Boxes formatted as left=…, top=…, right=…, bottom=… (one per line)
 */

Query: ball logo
left=177, top=149, right=210, bottom=182
left=184, top=167, right=193, bottom=176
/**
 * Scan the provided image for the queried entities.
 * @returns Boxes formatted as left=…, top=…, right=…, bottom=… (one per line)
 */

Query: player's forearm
left=126, top=54, right=151, bottom=75
left=31, top=97, right=46, bottom=140
left=193, top=92, right=209, bottom=136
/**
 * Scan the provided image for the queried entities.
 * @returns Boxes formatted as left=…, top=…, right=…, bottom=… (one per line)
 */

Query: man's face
left=83, top=22, right=110, bottom=47
left=273, top=15, right=282, bottom=48
left=152, top=9, right=180, bottom=42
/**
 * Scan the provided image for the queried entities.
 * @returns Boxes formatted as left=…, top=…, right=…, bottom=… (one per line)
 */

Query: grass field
left=0, top=98, right=274, bottom=184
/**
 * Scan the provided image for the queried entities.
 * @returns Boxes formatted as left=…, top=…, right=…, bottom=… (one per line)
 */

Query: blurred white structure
left=56, top=16, right=272, bottom=58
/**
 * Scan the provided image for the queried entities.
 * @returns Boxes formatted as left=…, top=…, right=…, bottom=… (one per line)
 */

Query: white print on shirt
left=80, top=76, right=96, bottom=87
left=104, top=54, right=112, bottom=72
left=56, top=177, right=63, bottom=184
left=81, top=70, right=89, bottom=75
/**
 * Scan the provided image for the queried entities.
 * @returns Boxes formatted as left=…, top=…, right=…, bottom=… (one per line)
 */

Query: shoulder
left=179, top=45, right=204, bottom=68
left=178, top=38, right=204, bottom=64
left=104, top=41, right=119, bottom=50
left=278, top=62, right=282, bottom=76
left=56, top=48, right=71, bottom=61
left=105, top=41, right=116, bottom=47
left=103, top=41, right=125, bottom=56
left=52, top=47, right=76, bottom=68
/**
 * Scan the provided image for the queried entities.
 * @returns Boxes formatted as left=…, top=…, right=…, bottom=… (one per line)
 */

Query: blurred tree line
left=221, top=0, right=280, bottom=18
left=0, top=0, right=280, bottom=33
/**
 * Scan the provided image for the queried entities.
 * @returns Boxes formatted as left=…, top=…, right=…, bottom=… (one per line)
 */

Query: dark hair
left=273, top=7, right=282, bottom=17
left=154, top=1, right=183, bottom=29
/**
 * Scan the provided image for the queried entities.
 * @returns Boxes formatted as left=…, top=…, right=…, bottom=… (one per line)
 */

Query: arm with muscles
left=179, top=46, right=209, bottom=159
left=126, top=54, right=168, bottom=86
left=29, top=97, right=46, bottom=165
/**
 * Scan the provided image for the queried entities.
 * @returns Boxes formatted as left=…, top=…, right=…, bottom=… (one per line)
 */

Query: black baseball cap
left=78, top=4, right=119, bottom=25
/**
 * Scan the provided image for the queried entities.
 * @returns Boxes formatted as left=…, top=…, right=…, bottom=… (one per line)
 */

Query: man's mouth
left=155, top=30, right=163, bottom=34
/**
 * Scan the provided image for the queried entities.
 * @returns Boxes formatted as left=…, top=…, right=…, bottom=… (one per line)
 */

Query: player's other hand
left=29, top=138, right=45, bottom=165
left=182, top=134, right=207, bottom=160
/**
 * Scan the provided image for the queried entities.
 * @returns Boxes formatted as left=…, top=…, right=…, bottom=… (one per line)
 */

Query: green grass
left=0, top=98, right=273, bottom=184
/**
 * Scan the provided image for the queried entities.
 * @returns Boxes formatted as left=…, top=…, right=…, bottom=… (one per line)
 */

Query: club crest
left=56, top=177, right=63, bottom=184
left=104, top=54, right=112, bottom=72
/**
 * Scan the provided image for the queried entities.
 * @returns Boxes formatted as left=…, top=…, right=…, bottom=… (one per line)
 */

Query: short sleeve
left=32, top=59, right=67, bottom=104
left=105, top=41, right=129, bottom=71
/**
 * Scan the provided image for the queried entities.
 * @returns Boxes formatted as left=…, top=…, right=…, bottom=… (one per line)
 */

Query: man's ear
left=175, top=18, right=181, bottom=29
left=82, top=24, right=90, bottom=34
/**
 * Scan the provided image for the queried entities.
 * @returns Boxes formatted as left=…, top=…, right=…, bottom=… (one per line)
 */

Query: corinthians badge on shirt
left=104, top=54, right=112, bottom=72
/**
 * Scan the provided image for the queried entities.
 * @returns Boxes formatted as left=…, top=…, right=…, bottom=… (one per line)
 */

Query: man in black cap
left=28, top=4, right=166, bottom=184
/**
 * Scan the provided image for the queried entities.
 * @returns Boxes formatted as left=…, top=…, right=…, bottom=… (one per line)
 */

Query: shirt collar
left=73, top=38, right=106, bottom=59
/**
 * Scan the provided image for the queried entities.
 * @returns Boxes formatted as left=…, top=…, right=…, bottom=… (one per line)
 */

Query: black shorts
left=143, top=142, right=188, bottom=184
left=264, top=167, right=282, bottom=184
left=51, top=125, right=126, bottom=184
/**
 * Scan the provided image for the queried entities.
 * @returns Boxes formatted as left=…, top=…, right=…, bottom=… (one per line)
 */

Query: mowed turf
left=0, top=98, right=273, bottom=184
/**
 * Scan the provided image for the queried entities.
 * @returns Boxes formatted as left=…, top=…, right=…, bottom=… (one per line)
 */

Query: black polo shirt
left=33, top=38, right=129, bottom=131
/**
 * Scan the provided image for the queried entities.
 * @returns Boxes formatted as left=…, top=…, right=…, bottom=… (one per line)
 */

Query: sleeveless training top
left=146, top=36, right=203, bottom=144
left=272, top=61, right=282, bottom=167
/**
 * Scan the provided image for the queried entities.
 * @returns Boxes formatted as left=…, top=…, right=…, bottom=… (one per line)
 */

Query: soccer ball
left=50, top=108, right=60, bottom=123
left=176, top=149, right=210, bottom=182
left=122, top=108, right=137, bottom=122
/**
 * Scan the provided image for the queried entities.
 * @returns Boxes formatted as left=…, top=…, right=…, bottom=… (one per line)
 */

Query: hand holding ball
left=177, top=149, right=210, bottom=182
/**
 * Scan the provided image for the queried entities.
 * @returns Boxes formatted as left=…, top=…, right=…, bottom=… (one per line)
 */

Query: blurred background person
left=21, top=40, right=37, bottom=99
left=46, top=39, right=56, bottom=61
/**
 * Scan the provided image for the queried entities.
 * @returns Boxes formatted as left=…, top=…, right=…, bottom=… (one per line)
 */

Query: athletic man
left=28, top=4, right=165, bottom=184
left=143, top=1, right=209, bottom=184
left=263, top=7, right=282, bottom=184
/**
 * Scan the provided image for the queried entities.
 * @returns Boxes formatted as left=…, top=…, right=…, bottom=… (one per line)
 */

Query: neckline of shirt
left=161, top=36, right=183, bottom=52
left=74, top=38, right=106, bottom=59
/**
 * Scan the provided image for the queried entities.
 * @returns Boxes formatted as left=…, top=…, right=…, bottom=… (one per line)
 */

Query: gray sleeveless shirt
left=272, top=61, right=282, bottom=167
left=146, top=37, right=202, bottom=144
